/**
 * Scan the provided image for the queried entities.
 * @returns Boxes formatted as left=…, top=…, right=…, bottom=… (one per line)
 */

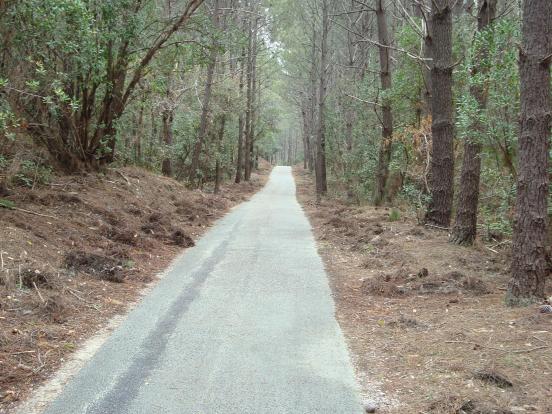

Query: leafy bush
left=399, top=183, right=431, bottom=224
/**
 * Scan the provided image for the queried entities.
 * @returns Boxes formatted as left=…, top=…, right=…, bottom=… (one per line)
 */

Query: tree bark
left=507, top=0, right=552, bottom=305
left=373, top=0, right=394, bottom=206
left=315, top=0, right=329, bottom=197
left=450, top=0, right=497, bottom=245
left=425, top=0, right=454, bottom=227
left=301, top=104, right=309, bottom=169
left=243, top=4, right=255, bottom=181
left=246, top=18, right=259, bottom=181
left=235, top=46, right=246, bottom=183
left=161, top=66, right=175, bottom=177
left=135, top=104, right=143, bottom=163
left=308, top=22, right=318, bottom=173
left=214, top=113, right=227, bottom=194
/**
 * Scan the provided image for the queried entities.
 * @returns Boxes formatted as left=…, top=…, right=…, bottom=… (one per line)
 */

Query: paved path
left=43, top=167, right=363, bottom=414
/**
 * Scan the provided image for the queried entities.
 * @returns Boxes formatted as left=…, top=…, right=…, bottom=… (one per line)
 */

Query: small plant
left=389, top=208, right=401, bottom=222
left=13, top=160, right=52, bottom=188
left=0, top=198, right=15, bottom=209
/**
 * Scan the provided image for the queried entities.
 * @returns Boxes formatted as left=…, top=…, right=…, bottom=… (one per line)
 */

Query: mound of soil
left=170, top=229, right=195, bottom=247
left=64, top=251, right=125, bottom=283
left=361, top=269, right=492, bottom=298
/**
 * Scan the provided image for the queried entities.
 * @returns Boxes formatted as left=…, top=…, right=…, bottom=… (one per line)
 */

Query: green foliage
left=389, top=209, right=401, bottom=222
left=0, top=198, right=15, bottom=210
left=399, top=184, right=431, bottom=224
left=13, top=160, right=52, bottom=188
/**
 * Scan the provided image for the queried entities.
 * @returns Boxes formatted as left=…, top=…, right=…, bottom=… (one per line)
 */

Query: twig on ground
left=116, top=171, right=131, bottom=185
left=14, top=207, right=57, bottom=220
left=425, top=223, right=449, bottom=231
left=66, top=287, right=93, bottom=305
left=511, top=346, right=548, bottom=354
left=445, top=340, right=548, bottom=354
left=490, top=240, right=511, bottom=249
left=33, top=282, right=45, bottom=303
left=532, top=335, right=548, bottom=345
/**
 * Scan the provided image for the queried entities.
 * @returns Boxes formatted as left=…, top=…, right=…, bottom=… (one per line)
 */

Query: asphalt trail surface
left=44, top=167, right=363, bottom=414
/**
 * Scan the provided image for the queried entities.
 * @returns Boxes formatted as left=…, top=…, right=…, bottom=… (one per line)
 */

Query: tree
left=507, top=0, right=552, bottom=305
left=235, top=45, right=247, bottom=183
left=373, top=0, right=394, bottom=206
left=189, top=0, right=221, bottom=185
left=450, top=0, right=497, bottom=245
left=425, top=0, right=454, bottom=227
left=3, top=0, right=205, bottom=171
left=315, top=0, right=329, bottom=198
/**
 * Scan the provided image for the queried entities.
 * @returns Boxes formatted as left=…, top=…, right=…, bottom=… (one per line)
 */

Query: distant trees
left=189, top=0, right=221, bottom=185
left=275, top=0, right=550, bottom=305
left=1, top=0, right=279, bottom=188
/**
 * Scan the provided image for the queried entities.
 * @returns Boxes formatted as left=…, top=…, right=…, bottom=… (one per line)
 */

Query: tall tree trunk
left=161, top=67, right=174, bottom=176
left=450, top=0, right=497, bottom=245
left=507, top=0, right=552, bottom=305
left=235, top=46, right=246, bottom=183
left=315, top=0, right=329, bottom=197
left=420, top=0, right=432, bottom=119
left=301, top=103, right=312, bottom=170
left=309, top=22, right=318, bottom=173
left=373, top=0, right=394, bottom=206
left=246, top=20, right=259, bottom=181
left=425, top=0, right=454, bottom=227
left=188, top=0, right=219, bottom=185
left=243, top=6, right=254, bottom=181
left=214, top=113, right=227, bottom=194
left=135, top=104, right=144, bottom=163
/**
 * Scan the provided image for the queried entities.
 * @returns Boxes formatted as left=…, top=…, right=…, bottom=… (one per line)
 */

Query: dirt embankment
left=0, top=163, right=270, bottom=411
left=294, top=168, right=551, bottom=414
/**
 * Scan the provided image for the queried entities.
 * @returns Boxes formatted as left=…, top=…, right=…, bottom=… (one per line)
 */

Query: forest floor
left=294, top=168, right=552, bottom=414
left=0, top=163, right=271, bottom=412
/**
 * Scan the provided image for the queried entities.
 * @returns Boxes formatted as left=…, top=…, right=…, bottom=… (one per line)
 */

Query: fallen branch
left=14, top=207, right=57, bottom=220
left=425, top=223, right=449, bottom=231
left=485, top=246, right=499, bottom=254
left=33, top=282, right=45, bottom=303
left=511, top=346, right=548, bottom=354
left=66, top=287, right=93, bottom=305
left=116, top=170, right=131, bottom=185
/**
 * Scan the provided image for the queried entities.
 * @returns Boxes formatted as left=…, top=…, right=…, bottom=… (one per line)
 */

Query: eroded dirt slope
left=0, top=163, right=270, bottom=411
left=294, top=168, right=551, bottom=414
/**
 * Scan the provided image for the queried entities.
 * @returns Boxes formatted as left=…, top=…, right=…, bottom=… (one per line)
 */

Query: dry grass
left=293, top=167, right=552, bottom=414
left=0, top=163, right=271, bottom=411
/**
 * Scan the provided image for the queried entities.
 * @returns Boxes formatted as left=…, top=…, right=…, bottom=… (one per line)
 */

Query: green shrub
left=389, top=208, right=401, bottom=222
left=13, top=160, right=52, bottom=188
